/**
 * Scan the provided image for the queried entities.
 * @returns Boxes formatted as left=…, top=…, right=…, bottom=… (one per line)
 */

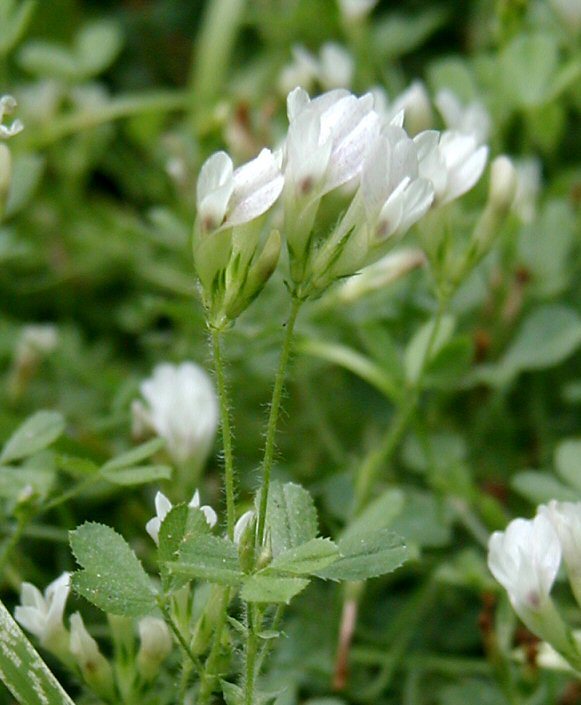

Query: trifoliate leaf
left=1, top=411, right=65, bottom=464
left=100, top=438, right=165, bottom=472
left=70, top=522, right=157, bottom=617
left=100, top=464, right=171, bottom=485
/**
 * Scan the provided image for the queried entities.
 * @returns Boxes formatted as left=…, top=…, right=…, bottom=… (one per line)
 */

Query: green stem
left=256, top=298, right=302, bottom=547
left=158, top=600, right=203, bottom=675
left=0, top=514, right=27, bottom=576
left=243, top=606, right=261, bottom=705
left=211, top=329, right=236, bottom=540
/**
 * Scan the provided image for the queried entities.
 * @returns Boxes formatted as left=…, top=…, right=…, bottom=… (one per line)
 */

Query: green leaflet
left=70, top=522, right=157, bottom=617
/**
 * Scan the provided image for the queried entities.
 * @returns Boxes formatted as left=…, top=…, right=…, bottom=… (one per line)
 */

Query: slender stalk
left=256, top=298, right=303, bottom=547
left=243, top=606, right=261, bottom=705
left=0, top=514, right=27, bottom=576
left=211, top=329, right=236, bottom=540
left=197, top=587, right=231, bottom=705
left=158, top=601, right=203, bottom=675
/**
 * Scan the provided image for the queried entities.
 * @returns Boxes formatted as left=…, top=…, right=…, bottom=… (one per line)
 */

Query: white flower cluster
left=0, top=95, right=23, bottom=139
left=194, top=84, right=491, bottom=318
left=488, top=500, right=581, bottom=670
left=278, top=43, right=354, bottom=95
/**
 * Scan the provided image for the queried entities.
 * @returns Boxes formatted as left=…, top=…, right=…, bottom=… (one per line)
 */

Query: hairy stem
left=211, top=329, right=236, bottom=540
left=256, top=298, right=303, bottom=547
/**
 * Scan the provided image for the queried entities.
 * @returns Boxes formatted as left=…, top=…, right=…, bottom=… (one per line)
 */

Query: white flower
left=435, top=89, right=490, bottom=144
left=539, top=501, right=581, bottom=604
left=196, top=148, right=284, bottom=234
left=278, top=43, right=353, bottom=94
left=488, top=515, right=560, bottom=615
left=234, top=510, right=256, bottom=545
left=415, top=129, right=488, bottom=206
left=360, top=126, right=434, bottom=246
left=0, top=95, right=23, bottom=139
left=488, top=155, right=518, bottom=213
left=284, top=87, right=380, bottom=199
left=337, top=0, right=378, bottom=22
left=132, top=362, right=218, bottom=466
left=137, top=616, right=172, bottom=681
left=145, top=489, right=217, bottom=545
left=15, top=573, right=70, bottom=647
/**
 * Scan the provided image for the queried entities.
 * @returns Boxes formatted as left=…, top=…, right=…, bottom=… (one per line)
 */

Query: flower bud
left=337, top=0, right=378, bottom=23
left=539, top=501, right=581, bottom=609
left=136, top=617, right=172, bottom=682
left=488, top=156, right=517, bottom=215
left=234, top=510, right=256, bottom=573
left=70, top=613, right=116, bottom=701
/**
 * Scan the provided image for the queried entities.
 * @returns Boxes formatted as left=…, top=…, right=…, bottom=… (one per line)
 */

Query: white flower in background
left=488, top=513, right=581, bottom=669
left=0, top=95, right=23, bottom=139
left=15, top=573, right=70, bottom=649
left=539, top=501, right=581, bottom=606
left=234, top=510, right=256, bottom=545
left=549, top=0, right=581, bottom=33
left=17, top=324, right=59, bottom=357
left=513, top=157, right=541, bottom=223
left=278, top=43, right=353, bottom=95
left=137, top=616, right=172, bottom=681
left=70, top=613, right=115, bottom=700
left=488, top=155, right=518, bottom=214
left=415, top=129, right=488, bottom=206
left=373, top=82, right=433, bottom=135
left=145, top=489, right=217, bottom=545
left=488, top=515, right=560, bottom=616
left=132, top=361, right=218, bottom=466
left=196, top=148, right=284, bottom=234
left=337, top=248, right=426, bottom=302
left=337, top=0, right=378, bottom=22
left=435, top=89, right=490, bottom=144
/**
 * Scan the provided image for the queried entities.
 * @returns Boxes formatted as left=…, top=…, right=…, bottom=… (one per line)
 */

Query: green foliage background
left=0, top=0, right=579, bottom=703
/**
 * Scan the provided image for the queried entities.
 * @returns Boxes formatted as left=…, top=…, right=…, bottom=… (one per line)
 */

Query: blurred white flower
left=0, top=95, right=23, bottom=139
left=373, top=82, right=433, bottom=135
left=145, top=489, right=217, bottom=545
left=539, top=501, right=581, bottom=606
left=549, top=0, right=581, bottom=33
left=132, top=361, right=218, bottom=466
left=435, top=89, right=490, bottom=144
left=17, top=324, right=59, bottom=357
left=415, top=129, right=488, bottom=206
left=278, top=43, right=353, bottom=95
left=137, top=616, right=172, bottom=681
left=337, top=0, right=378, bottom=22
left=337, top=248, right=426, bottom=302
left=196, top=148, right=284, bottom=234
left=15, top=573, right=70, bottom=648
left=488, top=155, right=518, bottom=214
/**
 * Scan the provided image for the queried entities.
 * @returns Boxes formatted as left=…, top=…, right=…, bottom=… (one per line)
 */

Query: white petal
left=228, top=149, right=284, bottom=226
left=145, top=517, right=161, bottom=545
left=189, top=489, right=201, bottom=509
left=234, top=510, right=255, bottom=544
left=287, top=86, right=311, bottom=121
left=154, top=491, right=172, bottom=521
left=196, top=152, right=234, bottom=230
left=200, top=505, right=218, bottom=528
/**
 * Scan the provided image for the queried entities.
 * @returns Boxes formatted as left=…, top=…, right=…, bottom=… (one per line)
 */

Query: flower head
left=132, top=362, right=218, bottom=466
left=146, top=489, right=217, bottom=545
left=435, top=89, right=490, bottom=144
left=15, top=573, right=70, bottom=650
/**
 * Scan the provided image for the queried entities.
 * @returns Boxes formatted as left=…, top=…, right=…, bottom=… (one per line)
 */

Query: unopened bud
left=489, top=156, right=517, bottom=215
left=70, top=613, right=116, bottom=701
left=136, top=617, right=172, bottom=682
left=234, top=510, right=257, bottom=573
